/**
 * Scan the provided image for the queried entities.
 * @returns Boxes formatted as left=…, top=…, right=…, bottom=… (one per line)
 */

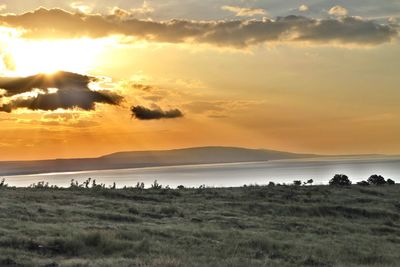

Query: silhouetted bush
left=0, top=178, right=7, bottom=188
left=306, top=179, right=314, bottom=185
left=91, top=179, right=106, bottom=190
left=177, top=185, right=185, bottom=190
left=387, top=179, right=396, bottom=185
left=29, top=181, right=50, bottom=189
left=368, top=175, right=386, bottom=185
left=357, top=181, right=370, bottom=186
left=293, top=180, right=302, bottom=186
left=151, top=180, right=162, bottom=189
left=84, top=178, right=91, bottom=188
left=111, top=182, right=116, bottom=190
left=70, top=179, right=79, bottom=189
left=329, top=174, right=351, bottom=186
left=268, top=182, right=275, bottom=187
left=136, top=182, right=145, bottom=190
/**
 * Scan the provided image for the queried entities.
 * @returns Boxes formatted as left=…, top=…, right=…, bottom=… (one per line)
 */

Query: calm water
left=4, top=156, right=400, bottom=188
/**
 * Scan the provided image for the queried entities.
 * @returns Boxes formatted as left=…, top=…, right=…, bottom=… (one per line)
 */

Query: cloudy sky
left=0, top=0, right=399, bottom=160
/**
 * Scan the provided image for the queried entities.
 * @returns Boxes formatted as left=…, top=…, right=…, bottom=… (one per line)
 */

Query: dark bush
left=136, top=182, right=145, bottom=189
left=329, top=174, right=351, bottom=186
left=387, top=179, right=396, bottom=185
left=293, top=180, right=302, bottom=186
left=368, top=175, right=386, bottom=185
left=268, top=182, right=275, bottom=187
left=0, top=178, right=7, bottom=188
left=357, top=181, right=370, bottom=186
left=151, top=180, right=162, bottom=189
left=177, top=185, right=185, bottom=190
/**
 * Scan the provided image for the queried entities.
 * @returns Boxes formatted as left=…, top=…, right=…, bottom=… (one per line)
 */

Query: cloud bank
left=0, top=71, right=123, bottom=112
left=131, top=105, right=183, bottom=120
left=0, top=8, right=397, bottom=47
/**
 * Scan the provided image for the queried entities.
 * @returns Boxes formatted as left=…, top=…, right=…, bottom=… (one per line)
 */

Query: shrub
left=136, top=182, right=145, bottom=189
left=357, top=181, right=370, bottom=186
left=329, top=174, right=351, bottom=186
left=84, top=178, right=91, bottom=188
left=91, top=179, right=106, bottom=190
left=111, top=182, right=116, bottom=190
left=293, top=180, right=302, bottom=186
left=177, top=185, right=185, bottom=190
left=151, top=180, right=162, bottom=189
left=268, top=182, right=275, bottom=187
left=387, top=179, right=396, bottom=185
left=70, top=179, right=79, bottom=189
left=0, top=178, right=7, bottom=188
left=367, top=175, right=386, bottom=185
left=29, top=181, right=49, bottom=189
left=306, top=179, right=314, bottom=185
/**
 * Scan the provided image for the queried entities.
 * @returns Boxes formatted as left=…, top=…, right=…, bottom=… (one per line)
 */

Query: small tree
left=306, top=179, right=314, bottom=185
left=329, top=174, right=351, bottom=186
left=387, top=179, right=396, bottom=185
left=367, top=175, right=386, bottom=185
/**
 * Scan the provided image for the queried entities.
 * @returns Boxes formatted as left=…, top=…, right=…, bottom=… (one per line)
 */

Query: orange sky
left=0, top=3, right=400, bottom=160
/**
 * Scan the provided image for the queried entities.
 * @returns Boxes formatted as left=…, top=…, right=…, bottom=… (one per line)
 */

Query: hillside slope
left=0, top=146, right=316, bottom=176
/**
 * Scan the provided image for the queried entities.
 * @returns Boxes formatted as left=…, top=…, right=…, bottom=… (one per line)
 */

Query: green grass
left=0, top=184, right=399, bottom=266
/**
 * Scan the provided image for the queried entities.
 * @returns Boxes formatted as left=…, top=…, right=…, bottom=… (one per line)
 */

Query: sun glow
left=5, top=37, right=114, bottom=76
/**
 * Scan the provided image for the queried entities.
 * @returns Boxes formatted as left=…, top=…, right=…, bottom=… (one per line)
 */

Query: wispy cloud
left=221, top=5, right=266, bottom=17
left=70, top=2, right=93, bottom=14
left=131, top=1, right=154, bottom=17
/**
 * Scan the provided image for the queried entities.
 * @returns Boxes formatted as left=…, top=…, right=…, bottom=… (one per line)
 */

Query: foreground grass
left=0, top=184, right=399, bottom=267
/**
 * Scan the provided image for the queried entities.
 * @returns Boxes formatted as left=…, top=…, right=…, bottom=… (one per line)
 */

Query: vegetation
left=0, top=176, right=398, bottom=267
left=368, top=175, right=387, bottom=186
left=329, top=174, right=352, bottom=186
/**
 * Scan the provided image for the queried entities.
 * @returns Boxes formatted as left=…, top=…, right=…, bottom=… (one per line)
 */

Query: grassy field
left=0, top=183, right=400, bottom=267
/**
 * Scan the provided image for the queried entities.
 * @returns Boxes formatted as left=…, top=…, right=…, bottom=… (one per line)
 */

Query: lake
left=3, top=156, right=400, bottom=188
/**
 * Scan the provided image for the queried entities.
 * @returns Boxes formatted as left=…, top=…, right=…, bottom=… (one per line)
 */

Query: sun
left=7, top=37, right=113, bottom=76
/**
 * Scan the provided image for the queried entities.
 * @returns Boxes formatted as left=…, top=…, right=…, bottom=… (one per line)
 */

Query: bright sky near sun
left=0, top=0, right=400, bottom=160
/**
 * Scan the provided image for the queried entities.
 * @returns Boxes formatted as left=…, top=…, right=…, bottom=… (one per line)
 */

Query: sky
left=0, top=0, right=399, bottom=160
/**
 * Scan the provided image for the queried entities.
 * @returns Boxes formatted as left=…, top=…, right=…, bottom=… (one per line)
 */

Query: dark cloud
left=131, top=105, right=183, bottom=120
left=0, top=8, right=397, bottom=47
left=0, top=71, right=123, bottom=112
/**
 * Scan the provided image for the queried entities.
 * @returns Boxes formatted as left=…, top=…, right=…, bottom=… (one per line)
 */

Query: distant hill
left=0, top=146, right=317, bottom=176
